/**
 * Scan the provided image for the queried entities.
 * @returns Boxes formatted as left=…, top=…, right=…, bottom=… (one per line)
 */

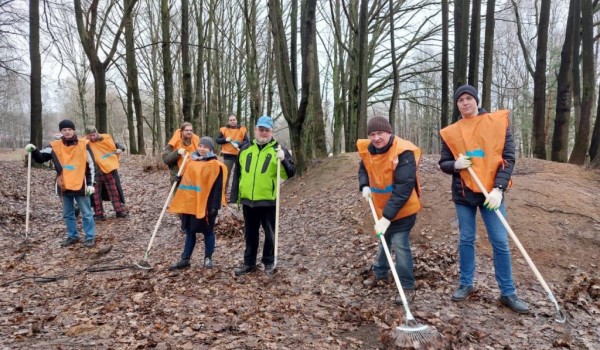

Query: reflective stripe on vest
left=357, top=136, right=422, bottom=221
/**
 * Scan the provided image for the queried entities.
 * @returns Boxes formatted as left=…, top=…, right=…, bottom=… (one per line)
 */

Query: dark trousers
left=242, top=205, right=276, bottom=266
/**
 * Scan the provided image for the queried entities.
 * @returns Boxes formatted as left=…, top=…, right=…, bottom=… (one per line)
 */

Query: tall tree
left=355, top=0, right=369, bottom=139
left=589, top=82, right=600, bottom=165
left=269, top=0, right=317, bottom=174
left=440, top=0, right=449, bottom=128
left=181, top=0, right=193, bottom=122
left=467, top=0, right=480, bottom=89
left=531, top=0, right=551, bottom=159
left=73, top=0, right=139, bottom=133
left=29, top=0, right=42, bottom=147
left=388, top=0, right=399, bottom=132
left=124, top=0, right=144, bottom=154
left=551, top=0, right=575, bottom=162
left=480, top=0, right=495, bottom=110
left=161, top=0, right=176, bottom=139
left=453, top=0, right=470, bottom=122
left=569, top=0, right=593, bottom=165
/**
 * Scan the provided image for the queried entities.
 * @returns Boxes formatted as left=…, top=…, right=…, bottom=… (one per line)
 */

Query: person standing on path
left=84, top=126, right=128, bottom=220
left=25, top=119, right=97, bottom=247
left=358, top=116, right=422, bottom=304
left=162, top=122, right=200, bottom=184
left=168, top=136, right=227, bottom=270
left=439, top=84, right=529, bottom=314
left=216, top=115, right=249, bottom=196
left=230, top=116, right=295, bottom=276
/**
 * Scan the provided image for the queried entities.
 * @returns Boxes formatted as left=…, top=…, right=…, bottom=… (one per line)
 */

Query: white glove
left=275, top=146, right=285, bottom=161
left=374, top=217, right=391, bottom=235
left=484, top=188, right=503, bottom=210
left=177, top=148, right=186, bottom=155
left=361, top=187, right=371, bottom=200
left=25, top=144, right=36, bottom=152
left=115, top=149, right=123, bottom=155
left=86, top=186, right=96, bottom=196
left=226, top=137, right=232, bottom=142
left=454, top=155, right=472, bottom=170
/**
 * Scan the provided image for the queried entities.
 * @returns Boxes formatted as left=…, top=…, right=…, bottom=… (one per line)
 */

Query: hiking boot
left=60, top=237, right=79, bottom=247
left=234, top=264, right=257, bottom=276
left=395, top=289, right=416, bottom=305
left=84, top=239, right=95, bottom=248
left=204, top=257, right=213, bottom=269
left=500, top=295, right=529, bottom=314
left=116, top=212, right=128, bottom=218
left=264, top=264, right=276, bottom=275
left=363, top=274, right=390, bottom=287
left=451, top=285, right=474, bottom=301
left=169, top=259, right=191, bottom=270
left=94, top=214, right=105, bottom=221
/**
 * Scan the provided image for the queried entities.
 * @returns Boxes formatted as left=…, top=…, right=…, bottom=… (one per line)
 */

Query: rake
left=367, top=197, right=441, bottom=347
left=462, top=157, right=566, bottom=323
left=134, top=153, right=190, bottom=270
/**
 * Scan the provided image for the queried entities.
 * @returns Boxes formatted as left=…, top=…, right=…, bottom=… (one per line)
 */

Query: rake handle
left=274, top=158, right=281, bottom=268
left=368, top=197, right=415, bottom=321
left=462, top=157, right=565, bottom=322
left=142, top=153, right=189, bottom=261
left=25, top=151, right=32, bottom=238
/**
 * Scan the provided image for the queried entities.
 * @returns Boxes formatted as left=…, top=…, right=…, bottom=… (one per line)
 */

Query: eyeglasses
left=183, top=129, right=193, bottom=132
left=257, top=127, right=272, bottom=133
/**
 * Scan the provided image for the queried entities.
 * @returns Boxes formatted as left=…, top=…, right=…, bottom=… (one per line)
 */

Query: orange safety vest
left=439, top=110, right=510, bottom=193
left=167, top=131, right=200, bottom=168
left=168, top=159, right=228, bottom=219
left=357, top=136, right=422, bottom=221
left=88, top=134, right=119, bottom=174
left=219, top=126, right=247, bottom=156
left=50, top=139, right=89, bottom=191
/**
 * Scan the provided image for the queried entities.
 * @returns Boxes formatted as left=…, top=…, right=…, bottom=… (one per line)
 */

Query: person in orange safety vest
left=358, top=116, right=422, bottom=305
left=215, top=115, right=249, bottom=197
left=439, top=84, right=528, bottom=314
left=167, top=136, right=227, bottom=270
left=84, top=126, right=128, bottom=220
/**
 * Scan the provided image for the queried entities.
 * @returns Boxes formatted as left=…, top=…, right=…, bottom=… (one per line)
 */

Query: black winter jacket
left=438, top=108, right=515, bottom=206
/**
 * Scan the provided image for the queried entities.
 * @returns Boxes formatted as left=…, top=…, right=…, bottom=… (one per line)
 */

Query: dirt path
left=1, top=151, right=599, bottom=349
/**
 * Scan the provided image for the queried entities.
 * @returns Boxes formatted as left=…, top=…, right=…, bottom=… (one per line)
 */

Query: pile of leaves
left=1, top=152, right=599, bottom=349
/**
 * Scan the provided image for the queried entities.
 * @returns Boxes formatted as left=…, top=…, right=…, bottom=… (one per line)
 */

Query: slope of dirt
left=0, top=151, right=599, bottom=349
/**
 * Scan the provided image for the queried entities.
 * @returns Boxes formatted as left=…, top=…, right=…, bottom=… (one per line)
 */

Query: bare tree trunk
left=388, top=0, right=399, bottom=133
left=124, top=0, right=143, bottom=154
left=161, top=0, right=175, bottom=139
left=551, top=1, right=575, bottom=162
left=355, top=0, right=369, bottom=140
left=29, top=0, right=42, bottom=147
left=441, top=0, right=449, bottom=128
left=532, top=0, right=551, bottom=159
left=570, top=0, right=593, bottom=165
left=193, top=0, right=206, bottom=133
left=453, top=0, right=470, bottom=122
left=467, top=0, right=480, bottom=89
left=481, top=0, right=495, bottom=111
left=244, top=0, right=261, bottom=124
left=589, top=82, right=600, bottom=164
left=181, top=0, right=193, bottom=123
left=570, top=0, right=581, bottom=142
left=310, top=31, right=327, bottom=158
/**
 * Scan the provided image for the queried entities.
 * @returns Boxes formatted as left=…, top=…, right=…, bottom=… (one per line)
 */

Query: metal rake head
left=391, top=324, right=443, bottom=349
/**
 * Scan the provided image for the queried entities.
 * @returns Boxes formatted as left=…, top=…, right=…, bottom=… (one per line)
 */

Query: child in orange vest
left=168, top=137, right=227, bottom=270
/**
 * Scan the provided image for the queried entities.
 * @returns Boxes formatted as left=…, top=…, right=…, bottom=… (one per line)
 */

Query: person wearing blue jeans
left=26, top=119, right=97, bottom=248
left=439, top=85, right=528, bottom=314
left=358, top=116, right=423, bottom=305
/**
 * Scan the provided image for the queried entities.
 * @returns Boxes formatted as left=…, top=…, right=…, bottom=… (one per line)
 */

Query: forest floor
left=0, top=149, right=599, bottom=349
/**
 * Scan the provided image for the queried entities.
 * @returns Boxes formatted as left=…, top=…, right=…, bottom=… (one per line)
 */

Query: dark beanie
left=454, top=85, right=479, bottom=105
left=367, top=116, right=393, bottom=134
left=58, top=119, right=76, bottom=131
left=200, top=136, right=215, bottom=151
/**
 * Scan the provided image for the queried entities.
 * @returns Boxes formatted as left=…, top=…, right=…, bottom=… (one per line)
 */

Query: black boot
left=169, top=258, right=191, bottom=270
left=234, top=264, right=257, bottom=276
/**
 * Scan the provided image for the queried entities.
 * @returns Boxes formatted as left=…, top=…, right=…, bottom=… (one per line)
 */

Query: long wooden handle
left=142, top=153, right=189, bottom=261
left=25, top=151, right=32, bottom=238
left=461, top=155, right=564, bottom=322
left=274, top=158, right=281, bottom=267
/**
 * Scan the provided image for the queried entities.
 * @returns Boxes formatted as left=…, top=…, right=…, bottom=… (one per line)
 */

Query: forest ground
left=0, top=149, right=599, bottom=349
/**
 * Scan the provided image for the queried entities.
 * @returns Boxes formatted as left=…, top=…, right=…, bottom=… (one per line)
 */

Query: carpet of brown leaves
left=1, top=150, right=599, bottom=349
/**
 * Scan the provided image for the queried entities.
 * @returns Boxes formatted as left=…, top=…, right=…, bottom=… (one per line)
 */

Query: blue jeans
left=455, top=202, right=516, bottom=296
left=373, top=225, right=415, bottom=289
left=182, top=231, right=215, bottom=259
left=62, top=194, right=95, bottom=241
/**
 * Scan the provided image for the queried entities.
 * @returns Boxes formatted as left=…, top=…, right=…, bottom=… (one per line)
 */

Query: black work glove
left=175, top=175, right=182, bottom=183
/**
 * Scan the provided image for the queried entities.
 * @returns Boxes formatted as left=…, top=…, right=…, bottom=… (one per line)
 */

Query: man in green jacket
left=230, top=115, right=295, bottom=275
